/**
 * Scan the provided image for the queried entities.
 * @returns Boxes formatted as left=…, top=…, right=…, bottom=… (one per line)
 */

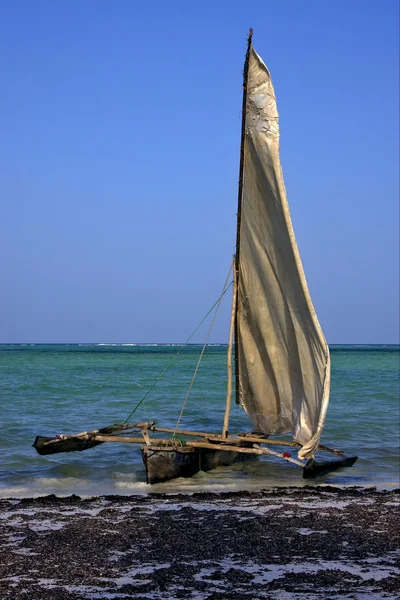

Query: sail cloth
left=236, top=48, right=330, bottom=460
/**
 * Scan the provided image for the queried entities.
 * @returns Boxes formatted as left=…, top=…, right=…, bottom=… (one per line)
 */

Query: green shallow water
left=0, top=344, right=399, bottom=496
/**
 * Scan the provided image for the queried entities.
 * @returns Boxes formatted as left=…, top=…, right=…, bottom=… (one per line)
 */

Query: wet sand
left=0, top=487, right=399, bottom=599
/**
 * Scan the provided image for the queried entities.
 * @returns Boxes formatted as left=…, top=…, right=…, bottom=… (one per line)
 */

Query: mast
left=234, top=28, right=253, bottom=405
left=222, top=257, right=237, bottom=438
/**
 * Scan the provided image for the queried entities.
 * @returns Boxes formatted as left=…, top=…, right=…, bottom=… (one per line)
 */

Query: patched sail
left=236, top=48, right=330, bottom=460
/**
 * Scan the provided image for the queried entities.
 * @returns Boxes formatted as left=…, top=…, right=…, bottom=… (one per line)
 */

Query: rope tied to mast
left=172, top=262, right=234, bottom=436
left=123, top=275, right=233, bottom=424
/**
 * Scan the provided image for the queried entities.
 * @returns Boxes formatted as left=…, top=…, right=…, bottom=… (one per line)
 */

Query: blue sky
left=1, top=0, right=398, bottom=343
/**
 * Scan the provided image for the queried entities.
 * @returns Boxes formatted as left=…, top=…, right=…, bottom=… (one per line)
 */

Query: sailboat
left=33, top=31, right=357, bottom=484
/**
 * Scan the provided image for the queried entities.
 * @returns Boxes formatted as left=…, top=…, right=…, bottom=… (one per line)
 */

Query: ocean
left=1, top=344, right=399, bottom=497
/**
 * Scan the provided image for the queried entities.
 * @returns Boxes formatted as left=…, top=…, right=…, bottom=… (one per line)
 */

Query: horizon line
left=0, top=342, right=399, bottom=347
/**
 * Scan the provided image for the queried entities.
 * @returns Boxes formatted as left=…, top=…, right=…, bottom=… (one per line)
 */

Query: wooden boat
left=33, top=30, right=357, bottom=484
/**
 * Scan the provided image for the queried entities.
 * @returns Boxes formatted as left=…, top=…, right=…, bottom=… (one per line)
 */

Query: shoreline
left=2, top=483, right=400, bottom=500
left=1, top=487, right=399, bottom=599
left=1, top=479, right=399, bottom=501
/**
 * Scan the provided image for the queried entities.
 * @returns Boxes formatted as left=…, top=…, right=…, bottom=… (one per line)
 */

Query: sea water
left=0, top=344, right=399, bottom=497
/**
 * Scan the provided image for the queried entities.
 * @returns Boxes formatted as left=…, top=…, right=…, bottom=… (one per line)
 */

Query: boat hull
left=142, top=443, right=254, bottom=484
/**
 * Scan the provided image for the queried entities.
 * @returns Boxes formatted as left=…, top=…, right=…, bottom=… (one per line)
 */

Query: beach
left=1, top=487, right=399, bottom=599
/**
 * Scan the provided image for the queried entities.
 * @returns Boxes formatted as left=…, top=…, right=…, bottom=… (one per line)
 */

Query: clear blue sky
left=1, top=0, right=398, bottom=344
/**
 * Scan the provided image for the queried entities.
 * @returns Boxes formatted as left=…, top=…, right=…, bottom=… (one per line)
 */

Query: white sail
left=236, top=48, right=330, bottom=460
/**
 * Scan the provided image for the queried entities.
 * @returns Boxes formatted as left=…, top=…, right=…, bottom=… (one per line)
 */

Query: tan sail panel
left=236, top=48, right=330, bottom=460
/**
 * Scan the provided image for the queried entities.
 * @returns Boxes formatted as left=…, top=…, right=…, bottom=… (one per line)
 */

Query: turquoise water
left=1, top=344, right=399, bottom=496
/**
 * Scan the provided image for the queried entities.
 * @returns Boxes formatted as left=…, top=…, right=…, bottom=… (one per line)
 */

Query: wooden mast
left=234, top=28, right=253, bottom=406
left=222, top=257, right=237, bottom=438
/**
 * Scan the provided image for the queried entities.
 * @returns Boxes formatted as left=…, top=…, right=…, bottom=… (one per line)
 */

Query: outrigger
left=33, top=422, right=357, bottom=484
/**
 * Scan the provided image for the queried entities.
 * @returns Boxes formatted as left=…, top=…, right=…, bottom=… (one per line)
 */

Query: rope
left=173, top=263, right=233, bottom=436
left=123, top=278, right=233, bottom=424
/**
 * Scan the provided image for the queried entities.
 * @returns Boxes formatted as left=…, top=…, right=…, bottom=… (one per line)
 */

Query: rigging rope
left=172, top=263, right=233, bottom=436
left=123, top=278, right=233, bottom=424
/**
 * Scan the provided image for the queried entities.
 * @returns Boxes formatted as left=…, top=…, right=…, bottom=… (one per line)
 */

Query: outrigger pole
left=33, top=421, right=357, bottom=478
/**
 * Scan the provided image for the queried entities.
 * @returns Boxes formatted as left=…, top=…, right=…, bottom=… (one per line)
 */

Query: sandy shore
left=0, top=487, right=399, bottom=599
